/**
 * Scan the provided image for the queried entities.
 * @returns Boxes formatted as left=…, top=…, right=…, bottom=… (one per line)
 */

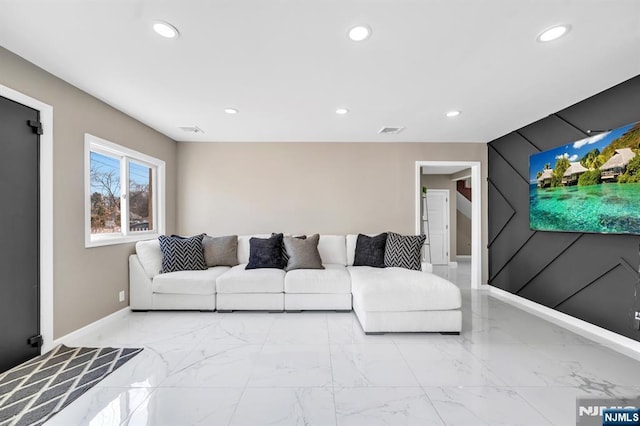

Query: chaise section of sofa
left=345, top=234, right=462, bottom=334
left=348, top=266, right=461, bottom=333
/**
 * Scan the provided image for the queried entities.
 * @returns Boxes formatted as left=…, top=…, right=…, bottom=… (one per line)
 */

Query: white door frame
left=415, top=161, right=482, bottom=289
left=0, top=84, right=54, bottom=352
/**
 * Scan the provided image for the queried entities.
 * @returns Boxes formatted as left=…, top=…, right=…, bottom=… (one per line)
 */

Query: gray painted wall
left=488, top=75, right=640, bottom=341
left=0, top=47, right=177, bottom=338
left=177, top=142, right=489, bottom=282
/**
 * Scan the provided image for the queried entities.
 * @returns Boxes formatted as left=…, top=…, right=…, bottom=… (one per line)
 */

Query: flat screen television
left=529, top=121, right=640, bottom=234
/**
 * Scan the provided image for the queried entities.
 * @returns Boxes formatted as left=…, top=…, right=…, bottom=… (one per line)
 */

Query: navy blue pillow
left=246, top=233, right=286, bottom=269
left=353, top=233, right=388, bottom=268
left=158, top=234, right=207, bottom=273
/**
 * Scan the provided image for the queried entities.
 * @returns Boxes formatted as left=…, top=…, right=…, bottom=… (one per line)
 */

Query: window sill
left=85, top=232, right=160, bottom=248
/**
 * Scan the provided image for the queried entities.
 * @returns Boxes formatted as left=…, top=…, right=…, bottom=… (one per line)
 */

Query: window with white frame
left=85, top=134, right=165, bottom=247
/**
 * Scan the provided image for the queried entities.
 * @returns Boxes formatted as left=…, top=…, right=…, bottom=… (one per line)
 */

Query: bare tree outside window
left=90, top=152, right=121, bottom=234
left=129, top=160, right=153, bottom=232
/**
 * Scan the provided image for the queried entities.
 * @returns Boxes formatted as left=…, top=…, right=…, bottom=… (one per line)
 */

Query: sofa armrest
left=421, top=262, right=433, bottom=273
left=129, top=254, right=153, bottom=310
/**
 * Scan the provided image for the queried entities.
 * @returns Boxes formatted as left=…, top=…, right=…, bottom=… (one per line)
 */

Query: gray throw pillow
left=202, top=235, right=239, bottom=267
left=272, top=232, right=306, bottom=262
left=283, top=234, right=324, bottom=271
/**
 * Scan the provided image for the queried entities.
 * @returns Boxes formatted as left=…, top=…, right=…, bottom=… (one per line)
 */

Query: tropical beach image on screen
left=529, top=121, right=640, bottom=234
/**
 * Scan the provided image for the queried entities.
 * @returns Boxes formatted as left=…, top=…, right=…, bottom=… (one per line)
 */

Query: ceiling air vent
left=378, top=126, right=405, bottom=135
left=178, top=126, right=204, bottom=134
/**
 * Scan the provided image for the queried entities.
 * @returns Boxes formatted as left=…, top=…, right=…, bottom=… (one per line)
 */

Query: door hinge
left=28, top=334, right=43, bottom=348
left=27, top=120, right=43, bottom=135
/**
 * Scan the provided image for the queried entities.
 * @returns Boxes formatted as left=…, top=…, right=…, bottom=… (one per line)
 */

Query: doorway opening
left=0, top=84, right=54, bottom=354
left=415, top=161, right=481, bottom=289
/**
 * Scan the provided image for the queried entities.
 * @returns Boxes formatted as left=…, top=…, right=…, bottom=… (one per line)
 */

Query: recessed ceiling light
left=446, top=110, right=461, bottom=118
left=153, top=21, right=179, bottom=39
left=224, top=108, right=239, bottom=114
left=335, top=108, right=349, bottom=115
left=348, top=25, right=371, bottom=41
left=537, top=24, right=570, bottom=42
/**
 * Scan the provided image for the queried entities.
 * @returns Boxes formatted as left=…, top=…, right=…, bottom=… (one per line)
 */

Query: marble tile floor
left=45, top=262, right=640, bottom=425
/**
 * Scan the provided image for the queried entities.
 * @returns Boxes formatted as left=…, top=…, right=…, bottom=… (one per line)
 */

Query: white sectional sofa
left=129, top=234, right=462, bottom=333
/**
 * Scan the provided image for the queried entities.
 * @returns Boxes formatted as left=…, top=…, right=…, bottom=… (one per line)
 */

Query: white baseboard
left=424, top=262, right=458, bottom=269
left=488, top=286, right=640, bottom=361
left=50, top=307, right=130, bottom=349
left=456, top=255, right=471, bottom=261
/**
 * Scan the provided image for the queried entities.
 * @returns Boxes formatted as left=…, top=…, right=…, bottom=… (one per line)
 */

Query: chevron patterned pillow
left=159, top=234, right=207, bottom=273
left=384, top=232, right=426, bottom=270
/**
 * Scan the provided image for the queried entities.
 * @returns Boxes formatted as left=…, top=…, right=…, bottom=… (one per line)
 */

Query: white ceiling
left=1, top=1, right=639, bottom=143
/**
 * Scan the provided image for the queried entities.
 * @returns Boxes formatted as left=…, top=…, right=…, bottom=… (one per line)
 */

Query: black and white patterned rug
left=0, top=344, right=143, bottom=426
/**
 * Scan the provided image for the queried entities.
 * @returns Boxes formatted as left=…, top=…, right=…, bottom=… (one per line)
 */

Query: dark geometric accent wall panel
left=490, top=132, right=540, bottom=182
left=558, top=77, right=640, bottom=134
left=487, top=180, right=515, bottom=245
left=488, top=74, right=640, bottom=342
left=490, top=232, right=581, bottom=294
left=518, top=115, right=588, bottom=151
left=519, top=234, right=639, bottom=309
left=488, top=147, right=534, bottom=280
left=557, top=265, right=639, bottom=339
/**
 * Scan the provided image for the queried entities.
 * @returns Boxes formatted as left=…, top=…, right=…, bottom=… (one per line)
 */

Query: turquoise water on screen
left=529, top=183, right=640, bottom=234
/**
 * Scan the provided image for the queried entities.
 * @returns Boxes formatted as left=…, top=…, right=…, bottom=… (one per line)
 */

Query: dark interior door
left=0, top=95, right=40, bottom=373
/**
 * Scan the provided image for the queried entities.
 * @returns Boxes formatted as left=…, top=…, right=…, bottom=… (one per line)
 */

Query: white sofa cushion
left=348, top=266, right=461, bottom=311
left=136, top=239, right=163, bottom=279
left=217, top=293, right=283, bottom=311
left=216, top=264, right=285, bottom=294
left=237, top=234, right=272, bottom=264
left=152, top=266, right=230, bottom=295
left=317, top=235, right=347, bottom=266
left=284, top=264, right=351, bottom=294
left=285, top=293, right=351, bottom=310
